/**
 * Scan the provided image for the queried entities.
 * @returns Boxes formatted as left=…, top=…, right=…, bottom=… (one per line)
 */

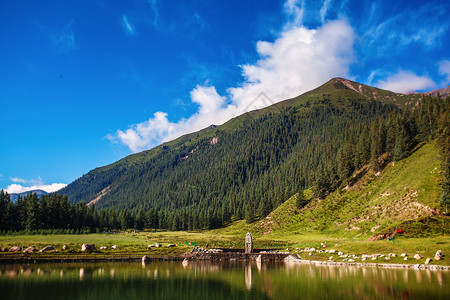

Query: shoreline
left=1, top=252, right=448, bottom=271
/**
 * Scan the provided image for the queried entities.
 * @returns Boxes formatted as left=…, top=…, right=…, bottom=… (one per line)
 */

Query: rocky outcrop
left=9, top=246, right=21, bottom=252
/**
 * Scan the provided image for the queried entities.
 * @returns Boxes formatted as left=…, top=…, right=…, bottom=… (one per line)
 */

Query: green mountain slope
left=60, top=77, right=444, bottom=230
left=251, top=141, right=449, bottom=238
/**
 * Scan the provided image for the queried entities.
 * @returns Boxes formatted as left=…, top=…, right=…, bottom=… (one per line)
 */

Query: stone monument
left=245, top=232, right=253, bottom=254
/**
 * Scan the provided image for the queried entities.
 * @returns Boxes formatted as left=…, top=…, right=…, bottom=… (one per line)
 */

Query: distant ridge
left=424, top=85, right=450, bottom=97
left=9, top=189, right=48, bottom=202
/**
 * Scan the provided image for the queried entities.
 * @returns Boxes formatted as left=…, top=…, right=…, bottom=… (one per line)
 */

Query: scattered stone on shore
left=372, top=257, right=377, bottom=260
left=9, top=246, right=21, bottom=252
left=425, top=258, right=432, bottom=264
left=404, top=257, right=408, bottom=261
left=148, top=244, right=154, bottom=248
left=111, top=245, right=118, bottom=249
left=385, top=257, right=391, bottom=261
left=348, top=259, right=355, bottom=262
left=100, top=246, right=107, bottom=250
left=435, top=250, right=443, bottom=261
left=23, top=246, right=36, bottom=253
left=81, top=244, right=96, bottom=252
left=328, top=249, right=336, bottom=254
left=390, top=253, right=397, bottom=257
left=414, top=254, right=422, bottom=260
left=167, top=244, right=175, bottom=247
left=1, top=247, right=8, bottom=252
left=62, top=245, right=69, bottom=250
left=40, top=246, right=54, bottom=252
left=155, top=243, right=161, bottom=248
left=329, top=256, right=333, bottom=261
left=400, top=253, right=407, bottom=257
left=142, top=255, right=150, bottom=262
left=337, top=251, right=344, bottom=256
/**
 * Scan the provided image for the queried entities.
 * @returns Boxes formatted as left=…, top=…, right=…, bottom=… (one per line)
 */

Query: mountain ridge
left=59, top=77, right=447, bottom=231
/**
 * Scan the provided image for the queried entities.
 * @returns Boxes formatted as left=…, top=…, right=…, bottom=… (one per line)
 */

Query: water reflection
left=0, top=262, right=448, bottom=300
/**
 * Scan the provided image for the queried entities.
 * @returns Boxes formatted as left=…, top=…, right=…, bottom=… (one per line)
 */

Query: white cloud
left=438, top=59, right=450, bottom=84
left=6, top=183, right=67, bottom=194
left=122, top=15, right=135, bottom=35
left=376, top=70, right=436, bottom=94
left=110, top=17, right=355, bottom=152
left=10, top=177, right=26, bottom=184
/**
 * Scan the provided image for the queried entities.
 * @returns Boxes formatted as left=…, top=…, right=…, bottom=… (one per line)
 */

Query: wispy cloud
left=10, top=177, right=26, bottom=184
left=51, top=20, right=76, bottom=54
left=375, top=70, right=436, bottom=94
left=122, top=15, right=135, bottom=35
left=438, top=59, right=450, bottom=84
left=148, top=0, right=159, bottom=27
left=319, top=0, right=332, bottom=24
left=284, top=0, right=305, bottom=28
left=109, top=8, right=355, bottom=152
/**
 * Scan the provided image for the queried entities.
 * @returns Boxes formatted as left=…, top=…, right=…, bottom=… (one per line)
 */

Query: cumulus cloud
left=6, top=183, right=67, bottom=194
left=438, top=59, right=450, bottom=84
left=376, top=70, right=436, bottom=94
left=110, top=16, right=355, bottom=152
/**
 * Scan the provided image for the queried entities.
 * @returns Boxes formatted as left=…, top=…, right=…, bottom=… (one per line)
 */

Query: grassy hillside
left=224, top=141, right=449, bottom=239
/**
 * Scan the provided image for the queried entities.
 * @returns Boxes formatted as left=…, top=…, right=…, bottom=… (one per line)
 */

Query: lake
left=1, top=261, right=448, bottom=299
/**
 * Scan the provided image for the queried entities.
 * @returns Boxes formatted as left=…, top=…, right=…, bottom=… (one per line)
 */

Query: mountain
left=10, top=189, right=48, bottom=202
left=424, top=85, right=450, bottom=98
left=60, top=77, right=446, bottom=230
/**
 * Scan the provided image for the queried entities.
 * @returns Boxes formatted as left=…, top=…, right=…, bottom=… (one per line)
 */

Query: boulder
left=404, top=257, right=408, bottom=261
left=142, top=255, right=150, bottom=262
left=2, top=247, right=9, bottom=252
left=328, top=249, right=336, bottom=254
left=414, top=254, right=422, bottom=260
left=348, top=259, right=355, bottom=262
left=167, top=244, right=175, bottom=247
left=148, top=244, right=154, bottom=248
left=182, top=258, right=189, bottom=267
left=40, top=246, right=54, bottom=252
left=81, top=244, right=96, bottom=252
left=400, top=253, right=407, bottom=257
left=9, top=246, right=21, bottom=252
left=385, top=257, right=391, bottom=261
left=62, top=245, right=69, bottom=250
left=435, top=250, right=443, bottom=259
left=111, top=245, right=118, bottom=249
left=425, top=258, right=432, bottom=264
left=434, top=255, right=442, bottom=261
left=390, top=253, right=397, bottom=257
left=23, top=246, right=36, bottom=253
left=100, top=246, right=108, bottom=250
left=155, top=243, right=161, bottom=248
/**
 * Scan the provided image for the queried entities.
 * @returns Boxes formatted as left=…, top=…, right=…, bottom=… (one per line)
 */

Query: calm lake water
left=0, top=261, right=448, bottom=299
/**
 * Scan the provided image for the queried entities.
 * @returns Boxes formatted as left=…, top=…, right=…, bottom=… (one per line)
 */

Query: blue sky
left=1, top=0, right=450, bottom=193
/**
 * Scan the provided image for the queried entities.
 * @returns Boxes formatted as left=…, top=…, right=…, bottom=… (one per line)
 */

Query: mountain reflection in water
left=0, top=261, right=448, bottom=299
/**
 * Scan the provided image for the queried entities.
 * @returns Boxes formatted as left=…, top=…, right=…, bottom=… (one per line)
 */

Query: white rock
left=400, top=253, right=407, bottom=257
left=111, top=245, right=118, bottom=249
left=414, top=254, right=422, bottom=260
